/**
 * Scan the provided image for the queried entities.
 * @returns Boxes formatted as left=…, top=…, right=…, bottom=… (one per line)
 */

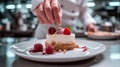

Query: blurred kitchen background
left=0, top=0, right=120, bottom=37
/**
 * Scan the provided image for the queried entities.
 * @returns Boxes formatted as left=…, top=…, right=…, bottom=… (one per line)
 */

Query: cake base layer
left=46, top=41, right=79, bottom=51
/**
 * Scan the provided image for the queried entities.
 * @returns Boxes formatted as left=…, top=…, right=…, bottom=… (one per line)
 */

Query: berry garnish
left=81, top=46, right=88, bottom=52
left=46, top=45, right=54, bottom=54
left=63, top=28, right=71, bottom=35
left=56, top=27, right=63, bottom=34
left=48, top=27, right=56, bottom=34
left=34, top=43, right=43, bottom=52
left=67, top=26, right=73, bottom=31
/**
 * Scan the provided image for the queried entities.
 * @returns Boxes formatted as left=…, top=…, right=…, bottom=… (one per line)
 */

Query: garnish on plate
left=81, top=46, right=88, bottom=52
left=29, top=43, right=43, bottom=53
left=46, top=45, right=54, bottom=54
left=29, top=43, right=55, bottom=54
left=48, top=27, right=56, bottom=34
left=67, top=26, right=73, bottom=31
left=63, top=27, right=71, bottom=35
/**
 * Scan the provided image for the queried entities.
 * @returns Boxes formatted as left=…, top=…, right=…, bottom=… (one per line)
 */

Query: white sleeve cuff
left=83, top=17, right=96, bottom=31
left=84, top=17, right=96, bottom=26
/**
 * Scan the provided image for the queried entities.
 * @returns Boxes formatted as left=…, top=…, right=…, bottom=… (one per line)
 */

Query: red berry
left=63, top=28, right=71, bottom=35
left=46, top=45, right=54, bottom=54
left=34, top=43, right=43, bottom=52
left=48, top=27, right=56, bottom=34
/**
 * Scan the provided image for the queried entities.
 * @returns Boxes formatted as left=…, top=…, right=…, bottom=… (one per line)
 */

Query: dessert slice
left=46, top=27, right=79, bottom=51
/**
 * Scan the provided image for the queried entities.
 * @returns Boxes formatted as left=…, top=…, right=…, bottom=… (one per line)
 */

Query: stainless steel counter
left=0, top=37, right=120, bottom=67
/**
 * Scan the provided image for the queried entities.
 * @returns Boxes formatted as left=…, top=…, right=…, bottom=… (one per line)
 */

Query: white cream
left=46, top=33, right=76, bottom=44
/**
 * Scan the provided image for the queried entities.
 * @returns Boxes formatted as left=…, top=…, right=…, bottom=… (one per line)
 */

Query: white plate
left=85, top=32, right=119, bottom=40
left=10, top=39, right=106, bottom=62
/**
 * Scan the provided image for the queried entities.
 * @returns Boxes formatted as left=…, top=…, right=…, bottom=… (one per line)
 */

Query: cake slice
left=46, top=27, right=79, bottom=51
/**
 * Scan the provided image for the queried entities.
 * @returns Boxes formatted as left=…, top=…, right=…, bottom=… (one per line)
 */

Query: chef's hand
left=87, top=23, right=99, bottom=32
left=36, top=0, right=62, bottom=24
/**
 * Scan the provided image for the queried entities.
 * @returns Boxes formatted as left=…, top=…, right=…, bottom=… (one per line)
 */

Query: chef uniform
left=31, top=0, right=96, bottom=39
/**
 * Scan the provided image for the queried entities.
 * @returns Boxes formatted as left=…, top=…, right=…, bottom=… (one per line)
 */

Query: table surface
left=0, top=37, right=120, bottom=67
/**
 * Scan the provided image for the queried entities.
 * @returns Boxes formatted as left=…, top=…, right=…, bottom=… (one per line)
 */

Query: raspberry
left=34, top=43, right=43, bottom=52
left=63, top=28, right=71, bottom=35
left=46, top=45, right=54, bottom=54
left=48, top=27, right=56, bottom=34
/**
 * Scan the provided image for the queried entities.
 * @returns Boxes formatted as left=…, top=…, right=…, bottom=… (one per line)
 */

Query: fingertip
left=50, top=20, right=54, bottom=24
left=39, top=20, right=43, bottom=24
left=55, top=21, right=60, bottom=25
left=48, top=22, right=52, bottom=25
left=41, top=22, right=44, bottom=24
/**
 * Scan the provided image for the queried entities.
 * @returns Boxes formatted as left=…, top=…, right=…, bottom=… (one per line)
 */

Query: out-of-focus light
left=106, top=6, right=114, bottom=10
left=87, top=2, right=95, bottom=7
left=109, top=2, right=120, bottom=6
left=6, top=50, right=16, bottom=58
left=6, top=5, right=15, bottom=9
left=2, top=37, right=15, bottom=44
left=26, top=4, right=32, bottom=8
left=110, top=53, right=120, bottom=60
left=17, top=4, right=22, bottom=8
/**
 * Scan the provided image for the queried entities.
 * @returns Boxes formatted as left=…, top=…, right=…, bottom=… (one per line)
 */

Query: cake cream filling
left=46, top=33, right=76, bottom=44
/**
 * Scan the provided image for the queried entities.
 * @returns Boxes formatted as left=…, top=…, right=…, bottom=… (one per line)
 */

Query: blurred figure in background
left=0, top=11, right=5, bottom=31
left=31, top=0, right=98, bottom=39
left=11, top=11, right=22, bottom=30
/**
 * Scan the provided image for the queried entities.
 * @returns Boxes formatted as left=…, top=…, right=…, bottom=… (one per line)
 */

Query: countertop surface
left=0, top=37, right=120, bottom=67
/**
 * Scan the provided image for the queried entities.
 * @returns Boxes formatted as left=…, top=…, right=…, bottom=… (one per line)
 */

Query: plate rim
left=85, top=32, right=118, bottom=39
left=10, top=39, right=106, bottom=62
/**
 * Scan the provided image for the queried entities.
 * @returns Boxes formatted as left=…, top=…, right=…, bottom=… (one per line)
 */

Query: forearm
left=80, top=11, right=96, bottom=25
left=79, top=0, right=96, bottom=26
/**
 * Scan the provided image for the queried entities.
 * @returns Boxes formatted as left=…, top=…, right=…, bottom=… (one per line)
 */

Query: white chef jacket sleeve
left=31, top=0, right=44, bottom=15
left=79, top=0, right=96, bottom=26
